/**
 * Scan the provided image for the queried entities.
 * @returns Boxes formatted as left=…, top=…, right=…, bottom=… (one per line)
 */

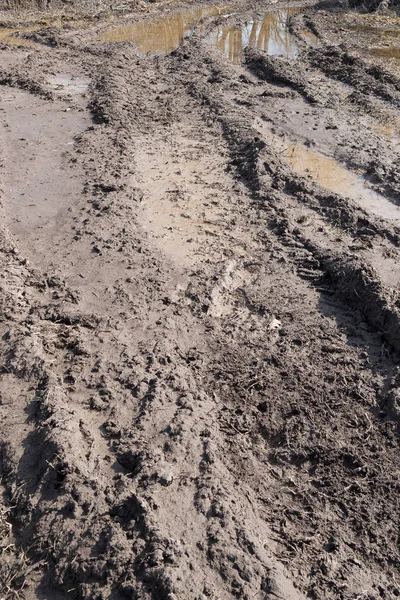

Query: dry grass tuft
left=0, top=496, right=29, bottom=600
left=3, top=0, right=44, bottom=9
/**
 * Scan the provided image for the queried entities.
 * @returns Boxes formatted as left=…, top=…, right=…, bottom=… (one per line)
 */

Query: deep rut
left=0, top=3, right=400, bottom=600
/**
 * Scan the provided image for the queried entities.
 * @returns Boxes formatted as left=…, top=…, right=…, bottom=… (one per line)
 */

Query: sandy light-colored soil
left=0, top=1, right=400, bottom=598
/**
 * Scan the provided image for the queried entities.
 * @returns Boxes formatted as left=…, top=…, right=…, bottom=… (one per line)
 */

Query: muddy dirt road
left=0, top=1, right=400, bottom=598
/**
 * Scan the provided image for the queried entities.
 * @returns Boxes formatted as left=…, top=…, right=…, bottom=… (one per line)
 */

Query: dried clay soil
left=0, top=1, right=400, bottom=599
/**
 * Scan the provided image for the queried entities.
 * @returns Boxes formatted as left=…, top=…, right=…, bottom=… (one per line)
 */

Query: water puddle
left=256, top=120, right=400, bottom=221
left=0, top=27, right=40, bottom=48
left=98, top=5, right=230, bottom=52
left=341, top=19, right=400, bottom=62
left=48, top=74, right=90, bottom=95
left=207, top=8, right=317, bottom=64
left=347, top=23, right=400, bottom=37
left=370, top=46, right=400, bottom=60
left=98, top=5, right=317, bottom=60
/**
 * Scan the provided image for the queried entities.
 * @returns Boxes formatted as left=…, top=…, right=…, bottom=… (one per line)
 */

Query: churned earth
left=0, top=0, right=400, bottom=598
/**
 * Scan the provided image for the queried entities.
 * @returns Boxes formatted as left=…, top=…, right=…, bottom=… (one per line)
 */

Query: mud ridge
left=1, top=2, right=400, bottom=598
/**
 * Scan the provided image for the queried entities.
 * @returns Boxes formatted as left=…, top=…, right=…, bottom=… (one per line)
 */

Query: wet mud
left=0, top=1, right=400, bottom=599
left=257, top=121, right=400, bottom=219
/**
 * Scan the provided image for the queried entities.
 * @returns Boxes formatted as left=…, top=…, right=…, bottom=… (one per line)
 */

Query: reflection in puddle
left=98, top=5, right=230, bottom=53
left=256, top=121, right=400, bottom=221
left=98, top=6, right=318, bottom=60
left=208, top=8, right=315, bottom=64
left=0, top=27, right=39, bottom=48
